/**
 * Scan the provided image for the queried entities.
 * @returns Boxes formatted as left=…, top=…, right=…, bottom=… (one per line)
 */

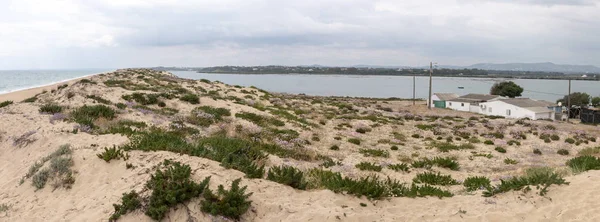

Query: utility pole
left=567, top=79, right=571, bottom=122
left=413, top=74, right=416, bottom=105
left=428, top=62, right=433, bottom=110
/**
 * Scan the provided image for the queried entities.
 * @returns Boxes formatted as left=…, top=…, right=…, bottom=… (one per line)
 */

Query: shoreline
left=192, top=71, right=599, bottom=81
left=0, top=71, right=110, bottom=102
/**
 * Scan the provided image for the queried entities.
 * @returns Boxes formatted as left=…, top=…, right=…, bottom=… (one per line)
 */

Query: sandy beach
left=1, top=68, right=600, bottom=221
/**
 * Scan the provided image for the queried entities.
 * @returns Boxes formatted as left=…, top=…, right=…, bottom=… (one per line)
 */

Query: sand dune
left=1, top=69, right=599, bottom=221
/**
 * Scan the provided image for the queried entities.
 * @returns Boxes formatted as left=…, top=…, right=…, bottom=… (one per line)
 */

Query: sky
left=1, top=0, right=599, bottom=69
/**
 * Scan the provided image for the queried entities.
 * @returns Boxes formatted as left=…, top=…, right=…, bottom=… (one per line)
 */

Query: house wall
left=479, top=101, right=554, bottom=120
left=430, top=95, right=440, bottom=108
left=446, top=101, right=470, bottom=112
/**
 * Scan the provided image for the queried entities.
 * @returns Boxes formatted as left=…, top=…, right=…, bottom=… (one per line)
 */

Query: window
left=488, top=107, right=492, bottom=113
left=506, top=109, right=511, bottom=116
left=461, top=103, right=464, bottom=107
left=449, top=102, right=452, bottom=106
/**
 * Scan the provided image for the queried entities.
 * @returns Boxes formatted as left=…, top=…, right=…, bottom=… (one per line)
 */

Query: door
left=434, top=100, right=446, bottom=108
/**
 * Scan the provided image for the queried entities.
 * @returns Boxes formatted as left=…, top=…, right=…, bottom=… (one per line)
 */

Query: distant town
left=154, top=66, right=600, bottom=81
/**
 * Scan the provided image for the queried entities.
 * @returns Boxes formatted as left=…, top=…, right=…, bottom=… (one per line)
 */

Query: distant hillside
left=467, top=62, right=600, bottom=73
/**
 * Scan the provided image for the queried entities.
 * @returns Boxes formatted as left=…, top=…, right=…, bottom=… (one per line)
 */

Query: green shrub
left=578, top=147, right=600, bottom=156
left=0, top=101, right=13, bottom=108
left=390, top=145, right=399, bottom=150
left=22, top=96, right=38, bottom=103
left=235, top=112, right=284, bottom=127
left=463, top=176, right=491, bottom=191
left=25, top=144, right=74, bottom=190
left=566, top=156, right=600, bottom=173
left=411, top=134, right=421, bottom=138
left=70, top=105, right=116, bottom=127
left=267, top=166, right=307, bottom=189
left=483, top=140, right=494, bottom=145
left=504, top=158, right=518, bottom=165
left=355, top=162, right=382, bottom=172
left=411, top=157, right=460, bottom=171
left=359, top=148, right=389, bottom=158
left=507, top=140, right=521, bottom=146
left=180, top=93, right=200, bottom=104
left=430, top=142, right=474, bottom=152
left=115, top=103, right=127, bottom=109
left=196, top=106, right=231, bottom=119
left=109, top=191, right=141, bottom=221
left=387, top=163, right=410, bottom=172
left=201, top=178, right=253, bottom=220
left=145, top=161, right=210, bottom=220
left=483, top=169, right=568, bottom=197
left=533, top=149, right=542, bottom=155
left=330, top=145, right=340, bottom=150
left=39, top=104, right=63, bottom=114
left=551, top=134, right=560, bottom=141
left=495, top=147, right=507, bottom=153
left=565, top=138, right=575, bottom=144
left=97, top=146, right=129, bottom=162
left=347, top=138, right=361, bottom=145
left=334, top=136, right=342, bottom=140
left=557, top=149, right=569, bottom=156
left=32, top=169, right=50, bottom=190
left=413, top=172, right=460, bottom=186
left=86, top=95, right=112, bottom=104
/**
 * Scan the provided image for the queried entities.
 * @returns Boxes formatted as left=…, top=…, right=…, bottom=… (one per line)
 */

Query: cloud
left=0, top=0, right=599, bottom=69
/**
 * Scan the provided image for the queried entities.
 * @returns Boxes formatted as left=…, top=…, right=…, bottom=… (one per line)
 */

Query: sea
left=1, top=69, right=599, bottom=102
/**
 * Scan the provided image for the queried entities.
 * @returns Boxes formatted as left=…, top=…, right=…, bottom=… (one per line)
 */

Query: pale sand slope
left=1, top=69, right=600, bottom=221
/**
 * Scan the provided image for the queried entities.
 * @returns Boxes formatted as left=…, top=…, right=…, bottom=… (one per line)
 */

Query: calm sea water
left=0, top=69, right=112, bottom=94
left=172, top=71, right=600, bottom=102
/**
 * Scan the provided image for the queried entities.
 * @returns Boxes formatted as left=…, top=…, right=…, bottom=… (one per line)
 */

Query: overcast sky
left=1, top=0, right=599, bottom=69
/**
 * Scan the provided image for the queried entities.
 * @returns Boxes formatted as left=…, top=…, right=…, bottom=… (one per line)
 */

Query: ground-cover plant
left=145, top=160, right=211, bottom=220
left=97, top=146, right=129, bottom=162
left=267, top=166, right=307, bottom=189
left=411, top=157, right=460, bottom=171
left=557, top=149, right=569, bottom=155
left=430, top=142, right=474, bottom=152
left=187, top=106, right=232, bottom=127
left=533, top=149, right=542, bottom=155
left=504, top=158, right=519, bottom=165
left=579, top=147, right=600, bottom=156
left=109, top=191, right=141, bottom=221
left=235, top=112, right=284, bottom=127
left=22, top=144, right=75, bottom=190
left=0, top=100, right=13, bottom=108
left=86, top=95, right=112, bottom=104
left=201, top=178, right=253, bottom=220
left=359, top=148, right=389, bottom=158
left=566, top=155, right=600, bottom=173
left=348, top=138, right=361, bottom=145
left=102, top=120, right=148, bottom=136
left=565, top=138, right=576, bottom=144
left=12, top=130, right=37, bottom=148
left=355, top=162, right=383, bottom=171
left=413, top=172, right=460, bottom=186
left=483, top=169, right=568, bottom=197
left=330, top=145, right=340, bottom=150
left=495, top=147, right=507, bottom=153
left=483, top=140, right=494, bottom=145
left=70, top=105, right=116, bottom=128
left=387, top=163, right=410, bottom=172
left=180, top=93, right=200, bottom=104
left=39, top=104, right=63, bottom=114
left=22, top=95, right=38, bottom=103
left=463, top=176, right=491, bottom=191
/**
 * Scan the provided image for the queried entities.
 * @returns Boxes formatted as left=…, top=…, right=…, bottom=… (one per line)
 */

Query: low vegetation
left=413, top=172, right=460, bottom=186
left=267, top=166, right=307, bottom=190
left=463, top=176, right=491, bottom=192
left=483, top=168, right=568, bottom=196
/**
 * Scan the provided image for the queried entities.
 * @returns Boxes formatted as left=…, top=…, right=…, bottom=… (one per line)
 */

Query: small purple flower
left=125, top=101, right=135, bottom=108
left=137, top=108, right=152, bottom=115
left=49, top=113, right=67, bottom=123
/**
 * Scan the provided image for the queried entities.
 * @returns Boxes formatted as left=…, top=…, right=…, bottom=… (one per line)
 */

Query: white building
left=478, top=98, right=556, bottom=120
left=430, top=93, right=459, bottom=108
left=446, top=94, right=503, bottom=112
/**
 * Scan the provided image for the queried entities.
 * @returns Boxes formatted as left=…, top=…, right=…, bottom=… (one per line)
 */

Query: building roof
left=500, top=98, right=556, bottom=108
left=448, top=98, right=477, bottom=103
left=459, top=94, right=501, bottom=101
left=524, top=106, right=554, bottom=113
left=434, top=93, right=459, bottom=101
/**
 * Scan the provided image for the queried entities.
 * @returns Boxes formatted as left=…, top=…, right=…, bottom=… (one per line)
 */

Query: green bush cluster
left=483, top=169, right=568, bottom=197
left=504, top=158, right=518, bottom=165
left=557, top=149, right=569, bottom=155
left=109, top=191, right=141, bottom=221
left=86, top=95, right=112, bottom=104
left=387, top=163, right=410, bottom=172
left=235, top=112, right=285, bottom=127
left=0, top=100, right=14, bottom=108
left=429, top=142, right=474, bottom=152
left=358, top=148, right=389, bottom=158
left=180, top=93, right=200, bottom=104
left=411, top=157, right=460, bottom=171
left=39, top=104, right=63, bottom=114
left=97, top=146, right=129, bottom=162
left=495, top=147, right=507, bottom=153
left=267, top=166, right=307, bottom=189
left=463, top=176, right=491, bottom=192
left=413, top=172, right=460, bottom=186
left=22, top=144, right=75, bottom=190
left=306, top=169, right=452, bottom=199
left=355, top=162, right=382, bottom=172
left=201, top=178, right=253, bottom=220
left=347, top=138, right=361, bottom=145
left=566, top=156, right=600, bottom=173
left=70, top=105, right=116, bottom=127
